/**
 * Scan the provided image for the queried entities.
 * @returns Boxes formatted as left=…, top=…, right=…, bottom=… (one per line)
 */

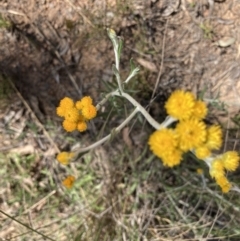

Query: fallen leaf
left=214, top=37, right=235, bottom=47
left=10, top=144, right=35, bottom=155
left=136, top=58, right=157, bottom=72
left=161, top=0, right=180, bottom=17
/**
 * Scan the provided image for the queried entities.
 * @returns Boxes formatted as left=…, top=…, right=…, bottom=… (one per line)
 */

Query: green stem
left=113, top=91, right=161, bottom=130
left=75, top=108, right=139, bottom=155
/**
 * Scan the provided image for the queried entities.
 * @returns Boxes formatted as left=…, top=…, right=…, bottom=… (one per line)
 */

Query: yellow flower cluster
left=164, top=90, right=219, bottom=157
left=209, top=152, right=239, bottom=193
left=56, top=96, right=97, bottom=189
left=149, top=90, right=240, bottom=193
left=165, top=90, right=207, bottom=121
left=56, top=96, right=97, bottom=132
left=149, top=90, right=210, bottom=166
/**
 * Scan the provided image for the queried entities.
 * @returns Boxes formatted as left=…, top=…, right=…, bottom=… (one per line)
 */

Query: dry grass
left=1, top=0, right=240, bottom=240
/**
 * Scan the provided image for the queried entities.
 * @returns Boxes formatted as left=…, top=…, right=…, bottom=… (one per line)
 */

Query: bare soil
left=1, top=1, right=240, bottom=123
left=1, top=0, right=240, bottom=240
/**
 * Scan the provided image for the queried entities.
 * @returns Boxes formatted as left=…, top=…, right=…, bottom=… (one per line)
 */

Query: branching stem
left=75, top=108, right=138, bottom=155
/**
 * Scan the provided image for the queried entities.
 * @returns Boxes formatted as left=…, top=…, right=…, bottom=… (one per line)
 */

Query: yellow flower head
left=62, top=175, right=75, bottom=189
left=64, top=107, right=80, bottom=122
left=192, top=100, right=208, bottom=120
left=195, top=146, right=211, bottom=159
left=77, top=121, right=87, bottom=132
left=165, top=90, right=196, bottom=120
left=148, top=128, right=179, bottom=158
left=62, top=119, right=77, bottom=132
left=59, top=97, right=74, bottom=109
left=56, top=152, right=74, bottom=165
left=176, top=118, right=207, bottom=152
left=210, top=159, right=225, bottom=179
left=82, top=105, right=97, bottom=120
left=57, top=96, right=96, bottom=133
left=205, top=125, right=222, bottom=150
left=56, top=106, right=66, bottom=117
left=76, top=96, right=93, bottom=110
left=215, top=176, right=231, bottom=193
left=161, top=148, right=183, bottom=167
left=56, top=97, right=75, bottom=117
left=222, top=151, right=239, bottom=172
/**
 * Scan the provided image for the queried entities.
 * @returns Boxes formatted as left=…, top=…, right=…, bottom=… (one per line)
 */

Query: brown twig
left=151, top=19, right=169, bottom=100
